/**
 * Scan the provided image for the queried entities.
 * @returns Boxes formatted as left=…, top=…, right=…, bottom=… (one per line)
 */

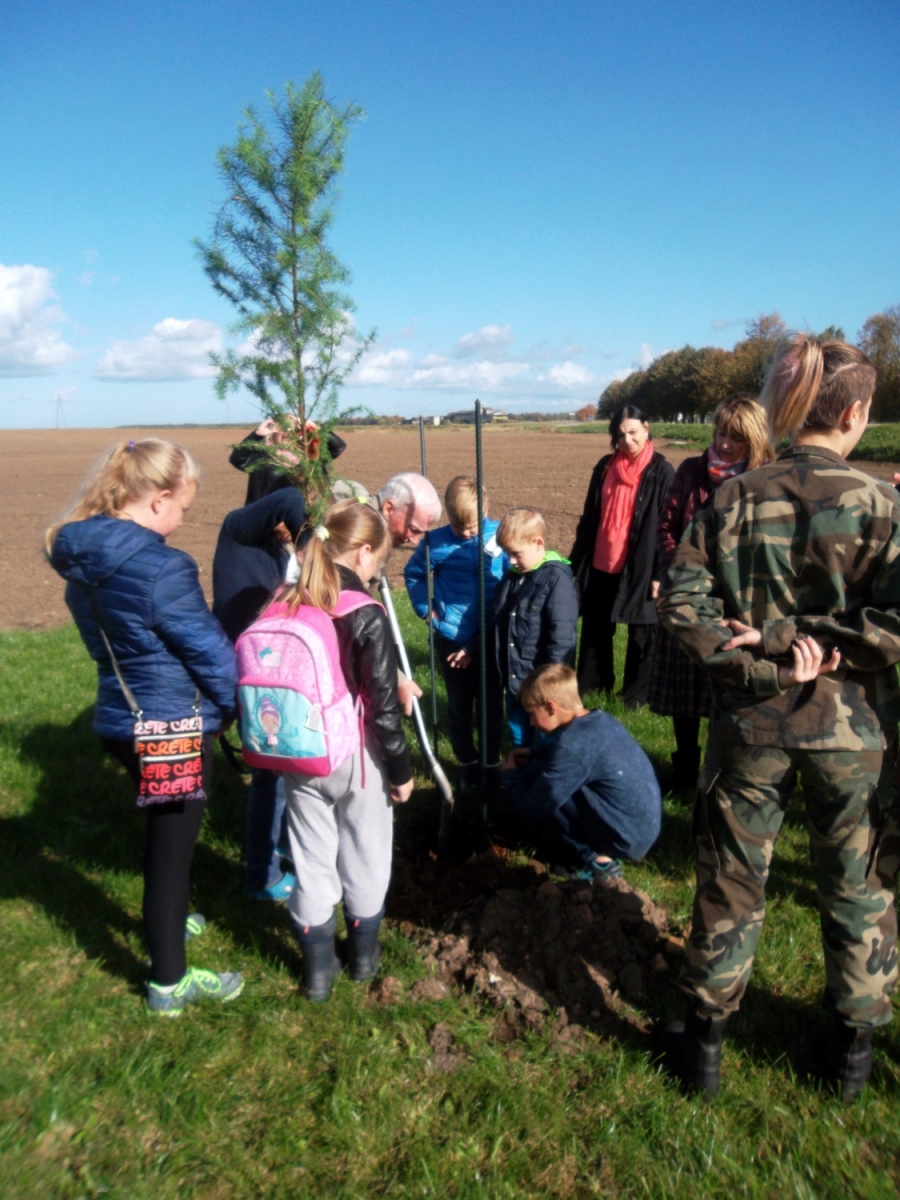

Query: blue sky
left=2, top=0, right=899, bottom=428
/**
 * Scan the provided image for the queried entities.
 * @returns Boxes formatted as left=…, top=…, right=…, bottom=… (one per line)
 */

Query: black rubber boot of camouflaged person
left=822, top=1019, right=875, bottom=1103
left=345, top=908, right=383, bottom=982
left=655, top=1010, right=729, bottom=1098
left=295, top=914, right=342, bottom=1002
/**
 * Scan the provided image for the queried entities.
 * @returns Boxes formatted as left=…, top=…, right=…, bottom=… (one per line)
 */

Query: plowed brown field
left=3, top=424, right=897, bottom=630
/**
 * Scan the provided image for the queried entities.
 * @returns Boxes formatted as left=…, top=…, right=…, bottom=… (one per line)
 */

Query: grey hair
left=377, top=472, right=442, bottom=524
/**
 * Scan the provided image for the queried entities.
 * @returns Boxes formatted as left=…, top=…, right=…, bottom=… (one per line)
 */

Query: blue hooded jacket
left=404, top=520, right=508, bottom=647
left=50, top=515, right=238, bottom=740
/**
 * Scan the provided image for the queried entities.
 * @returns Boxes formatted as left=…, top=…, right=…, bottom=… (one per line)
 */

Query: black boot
left=295, top=914, right=342, bottom=1002
left=655, top=1009, right=729, bottom=1098
left=822, top=1019, right=874, bottom=1103
left=345, top=908, right=383, bottom=982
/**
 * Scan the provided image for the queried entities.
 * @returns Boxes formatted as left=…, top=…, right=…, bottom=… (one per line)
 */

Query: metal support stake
left=475, top=399, right=488, bottom=825
left=378, top=574, right=455, bottom=850
left=419, top=416, right=440, bottom=750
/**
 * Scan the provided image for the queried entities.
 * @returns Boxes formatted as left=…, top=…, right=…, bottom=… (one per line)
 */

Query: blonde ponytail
left=44, top=438, right=199, bottom=556
left=761, top=335, right=876, bottom=442
left=279, top=499, right=390, bottom=614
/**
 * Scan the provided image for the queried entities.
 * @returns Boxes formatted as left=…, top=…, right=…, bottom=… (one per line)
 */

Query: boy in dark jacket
left=212, top=489, right=307, bottom=901
left=405, top=476, right=508, bottom=788
left=495, top=507, right=578, bottom=747
left=500, top=664, right=661, bottom=879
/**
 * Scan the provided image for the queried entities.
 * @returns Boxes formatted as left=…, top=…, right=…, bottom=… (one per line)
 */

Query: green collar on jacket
left=509, top=549, right=570, bottom=576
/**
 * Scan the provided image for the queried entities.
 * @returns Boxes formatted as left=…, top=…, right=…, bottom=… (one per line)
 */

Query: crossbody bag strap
left=86, top=587, right=202, bottom=721
left=87, top=587, right=143, bottom=719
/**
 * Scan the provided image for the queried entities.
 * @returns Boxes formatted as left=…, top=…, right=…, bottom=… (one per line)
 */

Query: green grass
left=2, top=606, right=900, bottom=1197
left=849, top=424, right=900, bottom=463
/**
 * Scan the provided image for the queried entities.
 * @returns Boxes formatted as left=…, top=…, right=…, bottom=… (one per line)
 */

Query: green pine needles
left=196, top=74, right=373, bottom=518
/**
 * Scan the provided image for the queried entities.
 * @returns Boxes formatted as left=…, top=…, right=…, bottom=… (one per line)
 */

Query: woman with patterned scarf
left=649, top=395, right=773, bottom=788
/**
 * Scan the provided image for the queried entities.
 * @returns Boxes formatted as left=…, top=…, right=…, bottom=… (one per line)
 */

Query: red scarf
left=593, top=440, right=653, bottom=574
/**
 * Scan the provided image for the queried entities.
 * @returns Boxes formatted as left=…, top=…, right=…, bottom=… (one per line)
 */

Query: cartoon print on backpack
left=235, top=590, right=381, bottom=775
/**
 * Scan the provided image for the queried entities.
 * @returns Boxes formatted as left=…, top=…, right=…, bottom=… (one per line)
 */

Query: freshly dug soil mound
left=385, top=850, right=683, bottom=1048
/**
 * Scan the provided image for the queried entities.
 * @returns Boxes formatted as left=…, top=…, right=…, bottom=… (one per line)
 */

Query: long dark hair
left=608, top=405, right=651, bottom=452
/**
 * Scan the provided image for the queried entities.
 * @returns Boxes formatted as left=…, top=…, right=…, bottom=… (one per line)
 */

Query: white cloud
left=633, top=343, right=656, bottom=369
left=353, top=347, right=411, bottom=386
left=96, top=318, right=222, bottom=381
left=410, top=359, right=527, bottom=389
left=0, top=264, right=79, bottom=376
left=540, top=361, right=595, bottom=387
left=350, top=322, right=601, bottom=402
left=454, top=323, right=514, bottom=358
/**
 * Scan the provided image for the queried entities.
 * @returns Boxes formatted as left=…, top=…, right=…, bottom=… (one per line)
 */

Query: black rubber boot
left=823, top=1020, right=875, bottom=1103
left=295, top=914, right=342, bottom=1002
left=655, top=1010, right=729, bottom=1098
left=345, top=908, right=383, bottom=982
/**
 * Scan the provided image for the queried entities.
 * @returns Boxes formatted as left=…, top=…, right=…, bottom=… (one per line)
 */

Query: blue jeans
left=245, top=768, right=288, bottom=891
left=506, top=688, right=534, bottom=749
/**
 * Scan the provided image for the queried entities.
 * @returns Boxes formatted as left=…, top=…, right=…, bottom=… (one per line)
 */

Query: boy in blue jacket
left=405, top=476, right=508, bottom=789
left=494, top=507, right=579, bottom=747
left=501, top=664, right=662, bottom=879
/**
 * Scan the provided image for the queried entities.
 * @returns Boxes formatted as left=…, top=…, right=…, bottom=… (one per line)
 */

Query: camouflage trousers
left=681, top=742, right=900, bottom=1029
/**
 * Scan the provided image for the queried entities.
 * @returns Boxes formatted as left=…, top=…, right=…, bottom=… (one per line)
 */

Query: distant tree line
left=598, top=307, right=900, bottom=423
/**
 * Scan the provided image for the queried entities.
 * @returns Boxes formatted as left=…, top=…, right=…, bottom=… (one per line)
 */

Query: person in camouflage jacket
left=656, top=335, right=900, bottom=1102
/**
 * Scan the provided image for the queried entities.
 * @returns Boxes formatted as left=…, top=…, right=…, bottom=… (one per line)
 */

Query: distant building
left=445, top=407, right=509, bottom=424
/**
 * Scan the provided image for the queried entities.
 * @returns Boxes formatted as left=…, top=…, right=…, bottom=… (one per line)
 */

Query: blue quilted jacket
left=404, top=520, right=508, bottom=647
left=50, top=516, right=238, bottom=739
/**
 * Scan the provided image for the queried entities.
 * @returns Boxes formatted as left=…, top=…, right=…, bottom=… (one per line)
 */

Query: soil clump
left=384, top=848, right=683, bottom=1050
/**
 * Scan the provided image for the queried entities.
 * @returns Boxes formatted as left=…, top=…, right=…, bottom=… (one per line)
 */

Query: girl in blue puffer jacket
left=46, top=439, right=242, bottom=1017
left=404, top=476, right=508, bottom=788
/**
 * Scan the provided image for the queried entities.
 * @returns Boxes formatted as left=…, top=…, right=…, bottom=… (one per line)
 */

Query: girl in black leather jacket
left=274, top=499, right=412, bottom=1002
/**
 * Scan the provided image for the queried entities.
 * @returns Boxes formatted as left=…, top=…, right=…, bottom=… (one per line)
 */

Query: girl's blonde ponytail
left=279, top=499, right=390, bottom=614
left=760, top=335, right=824, bottom=443
left=761, top=335, right=877, bottom=443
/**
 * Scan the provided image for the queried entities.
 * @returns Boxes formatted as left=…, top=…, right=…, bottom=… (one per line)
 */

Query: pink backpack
left=235, top=591, right=383, bottom=775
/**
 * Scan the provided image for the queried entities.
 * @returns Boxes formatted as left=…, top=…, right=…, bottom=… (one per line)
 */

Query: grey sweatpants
left=283, top=739, right=394, bottom=927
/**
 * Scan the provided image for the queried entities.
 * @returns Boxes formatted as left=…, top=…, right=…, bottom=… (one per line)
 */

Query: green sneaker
left=185, top=912, right=206, bottom=941
left=147, top=967, right=244, bottom=1017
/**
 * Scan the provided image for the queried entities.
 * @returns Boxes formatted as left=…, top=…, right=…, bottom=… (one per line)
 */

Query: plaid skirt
left=647, top=627, right=711, bottom=718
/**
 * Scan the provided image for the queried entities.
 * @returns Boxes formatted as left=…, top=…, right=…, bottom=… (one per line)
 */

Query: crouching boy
left=500, top=663, right=661, bottom=880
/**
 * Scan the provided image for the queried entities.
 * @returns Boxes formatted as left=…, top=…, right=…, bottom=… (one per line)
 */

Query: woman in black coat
left=570, top=406, right=674, bottom=708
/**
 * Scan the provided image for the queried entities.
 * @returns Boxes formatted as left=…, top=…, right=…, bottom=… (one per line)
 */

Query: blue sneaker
left=581, top=857, right=623, bottom=882
left=249, top=872, right=295, bottom=902
left=146, top=967, right=244, bottom=1017
left=555, top=858, right=623, bottom=882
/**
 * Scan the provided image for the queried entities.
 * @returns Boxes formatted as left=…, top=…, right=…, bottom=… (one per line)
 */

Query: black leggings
left=101, top=734, right=214, bottom=986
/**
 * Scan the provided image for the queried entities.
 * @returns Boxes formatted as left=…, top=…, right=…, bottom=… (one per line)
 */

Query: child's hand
left=722, top=618, right=762, bottom=651
left=777, top=635, right=840, bottom=688
left=447, top=649, right=471, bottom=669
left=500, top=748, right=530, bottom=772
left=397, top=675, right=423, bottom=716
left=391, top=779, right=415, bottom=804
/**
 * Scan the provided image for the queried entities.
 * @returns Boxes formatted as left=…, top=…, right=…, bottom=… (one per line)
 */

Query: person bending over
left=405, top=476, right=508, bottom=790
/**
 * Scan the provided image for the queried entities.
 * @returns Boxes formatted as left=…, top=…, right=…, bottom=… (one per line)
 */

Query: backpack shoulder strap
left=330, top=590, right=385, bottom=619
